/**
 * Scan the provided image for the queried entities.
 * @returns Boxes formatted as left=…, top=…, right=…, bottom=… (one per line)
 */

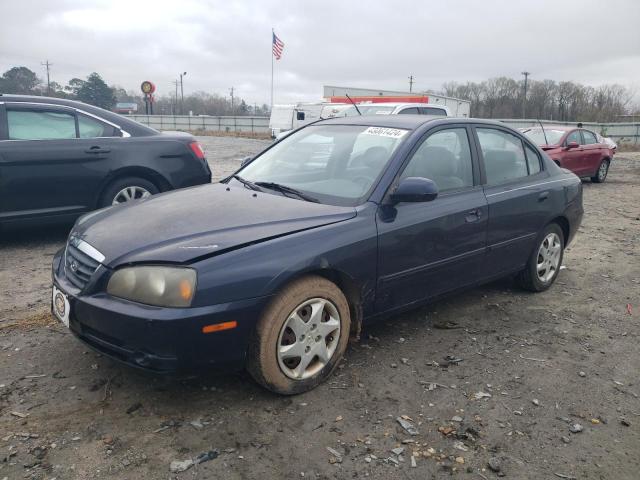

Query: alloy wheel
left=277, top=298, right=341, bottom=380
left=112, top=186, right=152, bottom=205
left=598, top=161, right=609, bottom=181
left=536, top=233, right=562, bottom=283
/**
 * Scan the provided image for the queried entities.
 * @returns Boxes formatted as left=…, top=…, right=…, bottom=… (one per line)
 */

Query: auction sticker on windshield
left=363, top=127, right=408, bottom=139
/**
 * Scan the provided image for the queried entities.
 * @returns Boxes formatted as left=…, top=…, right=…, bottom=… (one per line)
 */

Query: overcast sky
left=1, top=0, right=639, bottom=105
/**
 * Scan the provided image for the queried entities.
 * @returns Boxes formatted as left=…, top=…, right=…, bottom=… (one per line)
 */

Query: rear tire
left=517, top=223, right=564, bottom=292
left=591, top=159, right=609, bottom=183
left=99, top=176, right=159, bottom=207
left=247, top=276, right=351, bottom=395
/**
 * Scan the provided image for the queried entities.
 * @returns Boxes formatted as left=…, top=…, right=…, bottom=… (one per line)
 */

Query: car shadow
left=0, top=223, right=72, bottom=247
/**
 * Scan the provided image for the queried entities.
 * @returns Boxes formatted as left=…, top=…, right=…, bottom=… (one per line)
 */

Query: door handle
left=538, top=191, right=549, bottom=202
left=85, top=146, right=111, bottom=154
left=465, top=209, right=482, bottom=223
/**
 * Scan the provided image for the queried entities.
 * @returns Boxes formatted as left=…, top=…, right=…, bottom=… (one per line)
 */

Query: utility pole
left=41, top=60, right=53, bottom=95
left=179, top=72, right=187, bottom=114
left=229, top=87, right=235, bottom=114
left=408, top=75, right=414, bottom=93
left=171, top=80, right=179, bottom=115
left=521, top=71, right=530, bottom=119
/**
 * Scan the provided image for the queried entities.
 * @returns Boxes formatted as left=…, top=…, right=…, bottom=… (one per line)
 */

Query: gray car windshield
left=522, top=128, right=565, bottom=146
left=237, top=124, right=409, bottom=206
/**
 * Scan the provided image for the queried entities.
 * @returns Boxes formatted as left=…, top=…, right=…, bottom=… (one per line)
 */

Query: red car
left=521, top=126, right=613, bottom=183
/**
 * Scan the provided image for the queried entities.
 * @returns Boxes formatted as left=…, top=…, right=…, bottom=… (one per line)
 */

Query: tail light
left=189, top=141, right=206, bottom=160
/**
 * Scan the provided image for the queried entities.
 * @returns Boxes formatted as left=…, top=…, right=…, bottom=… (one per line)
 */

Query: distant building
left=322, top=85, right=470, bottom=117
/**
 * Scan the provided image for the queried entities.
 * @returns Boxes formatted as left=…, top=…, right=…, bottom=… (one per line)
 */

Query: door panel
left=376, top=189, right=488, bottom=311
left=561, top=130, right=588, bottom=175
left=474, top=126, right=551, bottom=277
left=581, top=129, right=603, bottom=175
left=376, top=126, right=487, bottom=312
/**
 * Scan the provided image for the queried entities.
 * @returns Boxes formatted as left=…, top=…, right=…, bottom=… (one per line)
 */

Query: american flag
left=272, top=31, right=285, bottom=60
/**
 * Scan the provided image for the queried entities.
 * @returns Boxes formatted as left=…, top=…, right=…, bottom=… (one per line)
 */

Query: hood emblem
left=70, top=260, right=79, bottom=272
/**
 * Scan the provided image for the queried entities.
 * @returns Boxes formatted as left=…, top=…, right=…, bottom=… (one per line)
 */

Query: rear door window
left=398, top=107, right=419, bottom=115
left=582, top=130, right=597, bottom=145
left=419, top=107, right=447, bottom=116
left=524, top=143, right=542, bottom=175
left=78, top=114, right=117, bottom=138
left=7, top=109, right=76, bottom=140
left=476, top=128, right=529, bottom=185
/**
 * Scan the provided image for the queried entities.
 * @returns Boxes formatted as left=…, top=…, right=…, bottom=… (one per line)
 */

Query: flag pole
left=270, top=28, right=274, bottom=111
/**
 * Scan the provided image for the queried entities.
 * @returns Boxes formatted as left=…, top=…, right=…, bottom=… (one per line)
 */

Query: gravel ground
left=0, top=142, right=638, bottom=480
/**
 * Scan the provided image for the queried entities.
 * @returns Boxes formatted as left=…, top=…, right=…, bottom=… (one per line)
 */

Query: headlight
left=107, top=266, right=197, bottom=307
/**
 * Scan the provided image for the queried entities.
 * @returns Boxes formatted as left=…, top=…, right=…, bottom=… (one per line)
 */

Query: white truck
left=269, top=103, right=350, bottom=138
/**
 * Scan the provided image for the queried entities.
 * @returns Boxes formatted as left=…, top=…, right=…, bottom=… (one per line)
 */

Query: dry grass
left=616, top=142, right=640, bottom=152
left=0, top=310, right=57, bottom=332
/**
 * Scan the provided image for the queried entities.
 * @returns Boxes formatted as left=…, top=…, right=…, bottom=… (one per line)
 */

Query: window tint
left=7, top=110, right=76, bottom=140
left=476, top=128, right=528, bottom=185
left=78, top=114, right=116, bottom=138
left=401, top=128, right=473, bottom=192
left=398, top=107, right=419, bottom=115
left=582, top=130, right=597, bottom=145
left=566, top=130, right=581, bottom=145
left=419, top=107, right=447, bottom=116
left=525, top=143, right=541, bottom=174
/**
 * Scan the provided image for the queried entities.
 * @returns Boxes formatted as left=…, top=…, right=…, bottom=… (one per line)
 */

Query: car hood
left=72, top=183, right=356, bottom=266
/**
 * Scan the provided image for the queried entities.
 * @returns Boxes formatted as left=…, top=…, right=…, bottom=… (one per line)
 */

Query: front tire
left=247, top=276, right=351, bottom=395
left=517, top=223, right=564, bottom=292
left=591, top=159, right=609, bottom=183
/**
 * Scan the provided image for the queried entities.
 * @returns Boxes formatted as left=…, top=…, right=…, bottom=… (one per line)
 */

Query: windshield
left=521, top=128, right=566, bottom=146
left=236, top=124, right=409, bottom=206
left=342, top=105, right=396, bottom=117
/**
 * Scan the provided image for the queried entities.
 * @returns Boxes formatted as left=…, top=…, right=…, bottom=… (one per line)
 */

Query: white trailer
left=269, top=103, right=350, bottom=138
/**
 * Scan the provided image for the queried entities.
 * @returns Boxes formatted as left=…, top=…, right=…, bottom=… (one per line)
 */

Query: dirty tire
left=591, top=159, right=609, bottom=183
left=517, top=223, right=565, bottom=292
left=99, top=176, right=159, bottom=207
left=247, top=276, right=351, bottom=395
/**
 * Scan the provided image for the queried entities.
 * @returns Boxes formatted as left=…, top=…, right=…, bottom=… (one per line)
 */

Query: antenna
left=537, top=119, right=548, bottom=145
left=345, top=94, right=361, bottom=115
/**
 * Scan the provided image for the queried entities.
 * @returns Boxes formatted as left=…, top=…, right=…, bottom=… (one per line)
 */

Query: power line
left=41, top=60, right=53, bottom=95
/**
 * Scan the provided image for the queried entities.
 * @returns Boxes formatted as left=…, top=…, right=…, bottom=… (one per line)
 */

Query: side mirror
left=296, top=111, right=305, bottom=121
left=240, top=156, right=252, bottom=167
left=566, top=141, right=579, bottom=149
left=389, top=177, right=438, bottom=204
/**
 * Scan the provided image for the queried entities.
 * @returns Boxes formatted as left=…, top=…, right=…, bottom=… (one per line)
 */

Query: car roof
left=522, top=125, right=576, bottom=132
left=0, top=94, right=157, bottom=136
left=317, top=115, right=507, bottom=130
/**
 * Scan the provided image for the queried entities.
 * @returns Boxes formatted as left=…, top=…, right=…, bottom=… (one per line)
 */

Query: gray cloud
left=1, top=0, right=639, bottom=105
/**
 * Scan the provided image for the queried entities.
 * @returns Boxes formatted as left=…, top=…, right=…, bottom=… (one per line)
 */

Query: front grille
left=64, top=238, right=103, bottom=290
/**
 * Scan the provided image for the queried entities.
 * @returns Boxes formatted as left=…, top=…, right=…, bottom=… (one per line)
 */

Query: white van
left=269, top=103, right=350, bottom=138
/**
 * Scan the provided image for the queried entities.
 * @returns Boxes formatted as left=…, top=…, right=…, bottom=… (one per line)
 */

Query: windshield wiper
left=230, top=174, right=262, bottom=191
left=254, top=182, right=319, bottom=203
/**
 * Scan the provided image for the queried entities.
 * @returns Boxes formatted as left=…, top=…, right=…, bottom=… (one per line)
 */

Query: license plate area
left=52, top=285, right=70, bottom=327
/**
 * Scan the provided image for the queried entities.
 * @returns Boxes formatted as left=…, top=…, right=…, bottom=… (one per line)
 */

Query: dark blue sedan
left=51, top=116, right=583, bottom=394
